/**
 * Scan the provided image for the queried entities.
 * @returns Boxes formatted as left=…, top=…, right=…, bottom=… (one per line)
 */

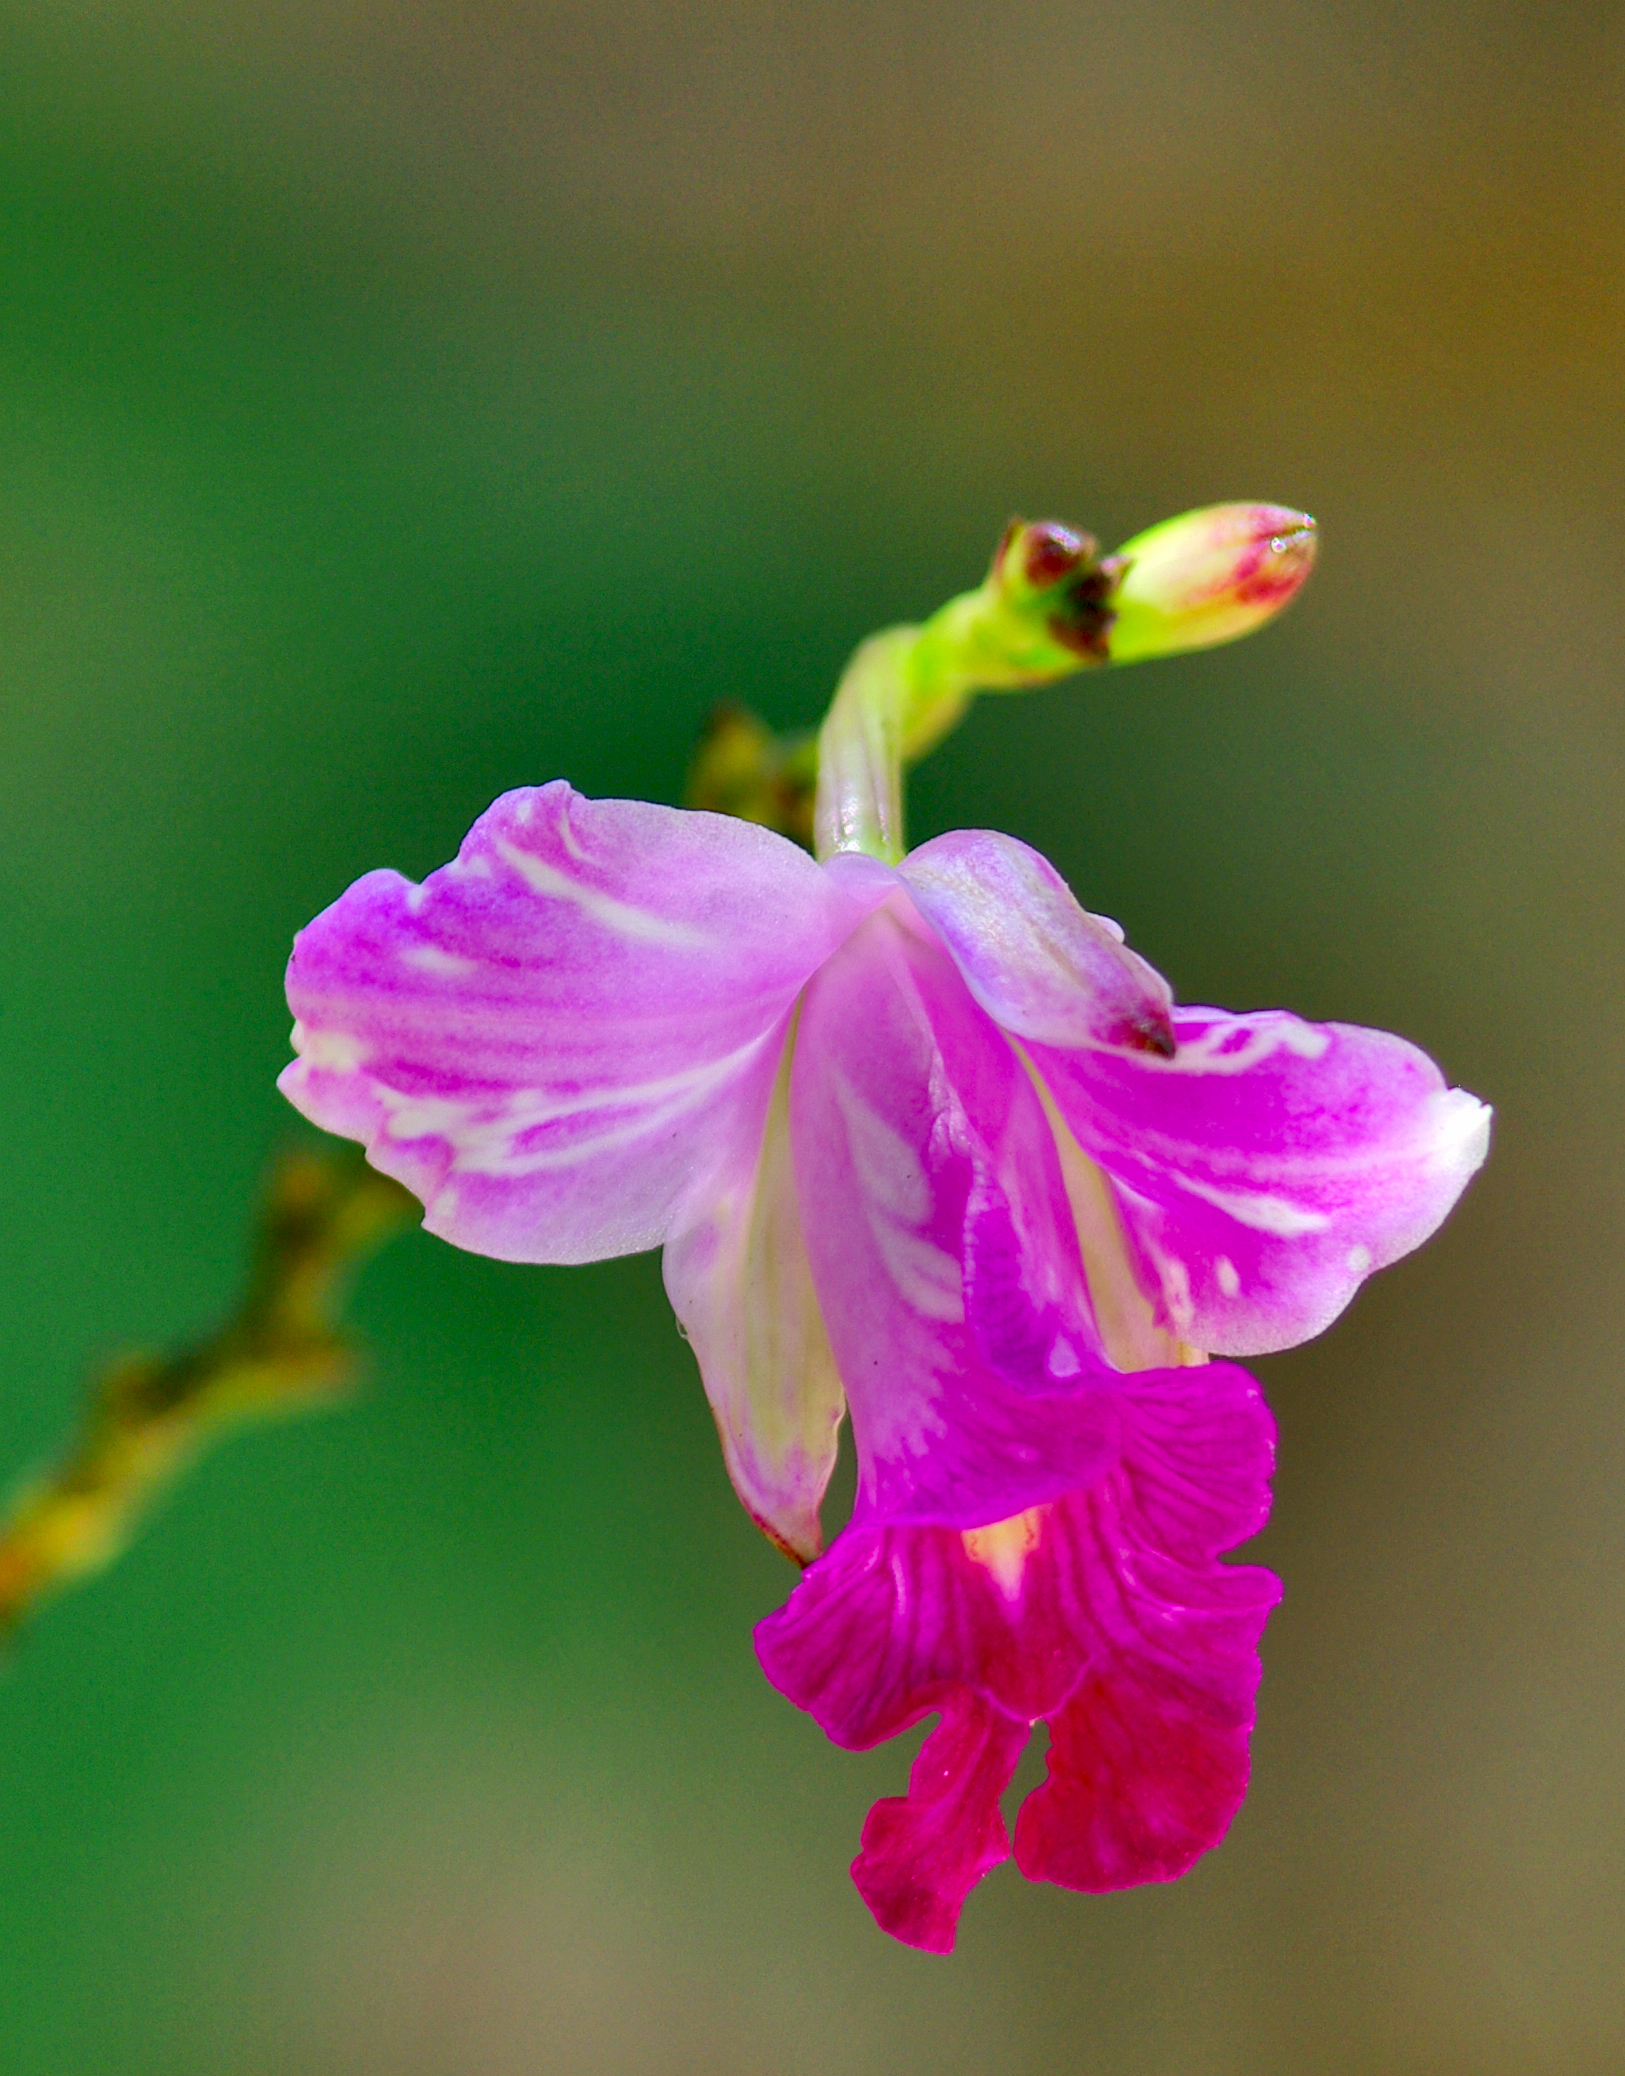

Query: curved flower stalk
left=279, top=503, right=1489, bottom=1949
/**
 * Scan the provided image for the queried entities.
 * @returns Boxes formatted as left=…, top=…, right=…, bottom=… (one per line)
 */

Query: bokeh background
left=3, top=2, right=1622, bottom=2068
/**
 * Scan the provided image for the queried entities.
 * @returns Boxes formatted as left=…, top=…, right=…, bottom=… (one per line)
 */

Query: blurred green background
left=2, top=2, right=1621, bottom=2068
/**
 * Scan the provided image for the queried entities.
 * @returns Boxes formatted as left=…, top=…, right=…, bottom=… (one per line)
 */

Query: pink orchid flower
left=278, top=508, right=1490, bottom=1950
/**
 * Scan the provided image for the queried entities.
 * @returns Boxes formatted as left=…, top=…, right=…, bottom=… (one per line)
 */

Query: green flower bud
left=1104, top=503, right=1317, bottom=663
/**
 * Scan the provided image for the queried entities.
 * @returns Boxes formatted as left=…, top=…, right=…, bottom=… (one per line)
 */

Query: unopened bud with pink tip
left=1103, top=503, right=1317, bottom=663
left=815, top=499, right=1318, bottom=859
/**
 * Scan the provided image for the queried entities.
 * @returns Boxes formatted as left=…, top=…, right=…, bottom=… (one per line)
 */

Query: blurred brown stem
left=0, top=1145, right=415, bottom=1642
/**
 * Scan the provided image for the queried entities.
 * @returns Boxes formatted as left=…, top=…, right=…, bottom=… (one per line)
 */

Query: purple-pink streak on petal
left=789, top=894, right=1119, bottom=1530
left=280, top=783, right=883, bottom=1264
left=1028, top=1004, right=1491, bottom=1355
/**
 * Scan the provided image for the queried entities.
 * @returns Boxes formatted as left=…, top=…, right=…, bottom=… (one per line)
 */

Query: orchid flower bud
left=1103, top=503, right=1317, bottom=663
left=814, top=502, right=1317, bottom=859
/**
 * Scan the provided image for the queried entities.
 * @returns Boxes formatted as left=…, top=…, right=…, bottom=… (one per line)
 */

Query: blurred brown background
left=1, top=3, right=1621, bottom=2069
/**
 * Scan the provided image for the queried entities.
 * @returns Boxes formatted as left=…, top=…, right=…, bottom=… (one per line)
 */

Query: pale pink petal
left=789, top=897, right=1120, bottom=1530
left=280, top=782, right=880, bottom=1263
left=662, top=1020, right=845, bottom=1563
left=1030, top=1005, right=1492, bottom=1354
left=1034, top=1077, right=1202, bottom=1371
left=897, top=829, right=1175, bottom=1056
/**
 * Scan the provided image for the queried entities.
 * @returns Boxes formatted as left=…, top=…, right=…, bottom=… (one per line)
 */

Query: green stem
left=812, top=528, right=1109, bottom=862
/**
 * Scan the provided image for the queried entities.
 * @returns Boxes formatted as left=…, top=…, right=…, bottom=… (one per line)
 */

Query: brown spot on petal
left=1127, top=1013, right=1178, bottom=1058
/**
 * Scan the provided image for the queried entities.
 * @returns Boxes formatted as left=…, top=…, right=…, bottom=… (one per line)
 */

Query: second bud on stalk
left=1100, top=502, right=1317, bottom=663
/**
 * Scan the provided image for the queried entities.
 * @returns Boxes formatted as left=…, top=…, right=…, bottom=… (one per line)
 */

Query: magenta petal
left=280, top=783, right=881, bottom=1263
left=851, top=1697, right=1028, bottom=1953
left=1014, top=1656, right=1252, bottom=1892
left=1030, top=1005, right=1492, bottom=1355
left=1011, top=1360, right=1282, bottom=1890
left=898, top=829, right=1175, bottom=1056
left=790, top=899, right=1118, bottom=1528
left=756, top=1363, right=1276, bottom=1744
